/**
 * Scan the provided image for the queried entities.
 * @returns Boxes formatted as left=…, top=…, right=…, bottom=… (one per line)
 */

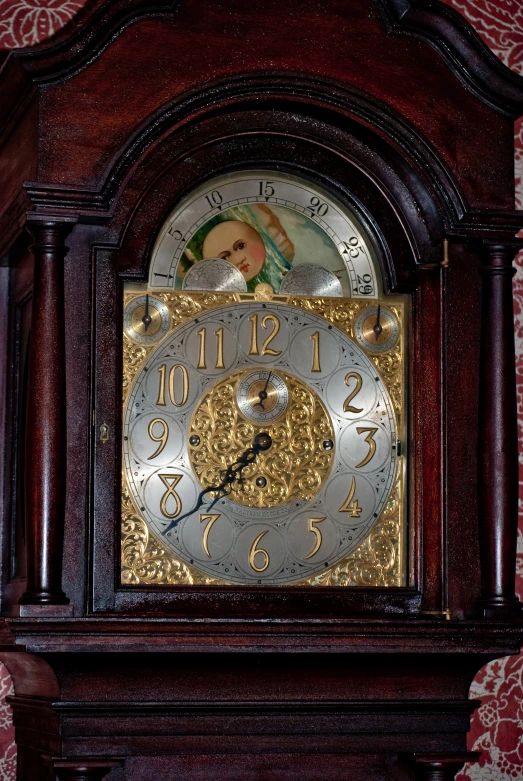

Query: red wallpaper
left=0, top=1, right=522, bottom=779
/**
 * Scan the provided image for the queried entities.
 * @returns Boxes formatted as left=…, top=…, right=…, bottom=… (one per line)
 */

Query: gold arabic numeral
left=197, top=327, right=226, bottom=369
left=261, top=314, right=281, bottom=356
left=200, top=513, right=220, bottom=558
left=248, top=313, right=282, bottom=356
left=156, top=364, right=189, bottom=407
left=159, top=473, right=182, bottom=518
left=147, top=418, right=168, bottom=459
left=197, top=327, right=206, bottom=369
left=156, top=363, right=167, bottom=406
left=304, top=516, right=326, bottom=560
left=338, top=476, right=362, bottom=517
left=170, top=364, right=189, bottom=407
left=215, top=327, right=224, bottom=369
left=249, top=530, right=270, bottom=572
left=248, top=313, right=259, bottom=355
left=343, top=372, right=364, bottom=413
left=355, top=427, right=378, bottom=468
left=310, top=331, right=321, bottom=372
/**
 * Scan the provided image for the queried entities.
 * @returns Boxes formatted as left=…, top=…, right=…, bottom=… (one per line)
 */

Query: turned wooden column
left=414, top=754, right=481, bottom=781
left=19, top=217, right=76, bottom=606
left=43, top=757, right=122, bottom=780
left=475, top=242, right=522, bottom=617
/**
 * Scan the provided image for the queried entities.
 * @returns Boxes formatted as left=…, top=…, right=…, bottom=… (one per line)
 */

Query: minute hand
left=161, top=432, right=272, bottom=535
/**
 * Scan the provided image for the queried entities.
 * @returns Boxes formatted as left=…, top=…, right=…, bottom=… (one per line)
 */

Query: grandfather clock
left=1, top=1, right=523, bottom=779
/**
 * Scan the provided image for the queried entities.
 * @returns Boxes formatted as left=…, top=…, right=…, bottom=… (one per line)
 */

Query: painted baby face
left=202, top=221, right=266, bottom=282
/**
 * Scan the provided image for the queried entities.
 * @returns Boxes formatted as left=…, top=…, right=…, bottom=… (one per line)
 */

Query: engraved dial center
left=187, top=368, right=335, bottom=508
left=361, top=313, right=391, bottom=345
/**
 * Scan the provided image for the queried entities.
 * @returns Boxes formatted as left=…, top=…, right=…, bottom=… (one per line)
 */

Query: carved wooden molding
left=22, top=73, right=523, bottom=243
left=6, top=0, right=523, bottom=117
left=375, top=0, right=523, bottom=116
left=13, top=0, right=180, bottom=85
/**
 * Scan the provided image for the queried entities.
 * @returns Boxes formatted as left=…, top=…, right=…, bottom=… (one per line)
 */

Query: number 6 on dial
left=249, top=530, right=270, bottom=572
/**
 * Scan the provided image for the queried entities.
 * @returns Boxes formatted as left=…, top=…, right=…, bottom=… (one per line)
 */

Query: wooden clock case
left=1, top=1, right=523, bottom=778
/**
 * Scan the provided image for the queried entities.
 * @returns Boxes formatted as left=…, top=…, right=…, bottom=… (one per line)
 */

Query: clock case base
left=1, top=617, right=519, bottom=781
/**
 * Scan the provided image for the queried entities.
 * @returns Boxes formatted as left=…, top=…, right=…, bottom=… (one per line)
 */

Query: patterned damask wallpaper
left=0, top=1, right=522, bottom=779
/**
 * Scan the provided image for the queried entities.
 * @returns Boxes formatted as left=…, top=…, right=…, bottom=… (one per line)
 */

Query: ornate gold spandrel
left=122, top=291, right=237, bottom=403
left=289, top=296, right=405, bottom=420
left=121, top=290, right=407, bottom=588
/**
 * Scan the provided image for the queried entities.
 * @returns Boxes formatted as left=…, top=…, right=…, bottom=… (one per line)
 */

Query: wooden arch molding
left=11, top=0, right=523, bottom=120
left=105, top=94, right=452, bottom=294
left=28, top=73, right=476, bottom=241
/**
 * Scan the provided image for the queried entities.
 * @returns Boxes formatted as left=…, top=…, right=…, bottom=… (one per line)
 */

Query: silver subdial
left=124, top=295, right=170, bottom=344
left=354, top=305, right=400, bottom=354
left=236, top=370, right=289, bottom=423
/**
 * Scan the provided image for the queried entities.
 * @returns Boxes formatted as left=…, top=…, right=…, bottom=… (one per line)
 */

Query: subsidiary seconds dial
left=237, top=370, right=289, bottom=423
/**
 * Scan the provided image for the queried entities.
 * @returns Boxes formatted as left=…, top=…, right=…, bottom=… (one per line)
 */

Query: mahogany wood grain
left=19, top=218, right=75, bottom=606
left=1, top=0, right=523, bottom=777
left=43, top=757, right=122, bottom=781
left=475, top=243, right=523, bottom=617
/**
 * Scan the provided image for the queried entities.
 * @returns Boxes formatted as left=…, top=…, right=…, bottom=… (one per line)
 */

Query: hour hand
left=142, top=293, right=152, bottom=332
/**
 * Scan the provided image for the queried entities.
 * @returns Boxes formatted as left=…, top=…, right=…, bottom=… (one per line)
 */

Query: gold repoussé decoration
left=188, top=369, right=334, bottom=508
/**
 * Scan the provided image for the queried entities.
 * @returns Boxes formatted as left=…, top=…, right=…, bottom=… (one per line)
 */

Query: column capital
left=25, top=214, right=78, bottom=251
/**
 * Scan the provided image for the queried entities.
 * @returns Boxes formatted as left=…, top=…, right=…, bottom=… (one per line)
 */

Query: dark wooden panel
left=34, top=3, right=514, bottom=211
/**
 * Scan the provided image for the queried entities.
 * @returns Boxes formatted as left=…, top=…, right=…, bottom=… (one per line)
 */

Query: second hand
left=373, top=304, right=382, bottom=341
left=254, top=371, right=272, bottom=410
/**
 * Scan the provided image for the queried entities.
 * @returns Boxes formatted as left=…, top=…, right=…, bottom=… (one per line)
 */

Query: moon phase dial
left=354, top=305, right=399, bottom=354
left=124, top=295, right=170, bottom=344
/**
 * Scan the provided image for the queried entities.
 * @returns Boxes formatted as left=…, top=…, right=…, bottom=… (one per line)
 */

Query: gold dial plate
left=121, top=290, right=406, bottom=587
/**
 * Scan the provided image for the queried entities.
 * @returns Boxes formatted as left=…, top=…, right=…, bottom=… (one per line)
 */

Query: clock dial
left=123, top=295, right=170, bottom=344
left=236, top=370, right=289, bottom=423
left=122, top=298, right=399, bottom=585
left=149, top=170, right=379, bottom=298
left=354, top=305, right=400, bottom=354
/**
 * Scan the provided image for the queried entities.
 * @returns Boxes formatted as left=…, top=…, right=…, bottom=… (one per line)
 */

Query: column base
left=471, top=595, right=523, bottom=619
left=42, top=757, right=123, bottom=781
left=19, top=589, right=70, bottom=606
left=414, top=753, right=481, bottom=780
